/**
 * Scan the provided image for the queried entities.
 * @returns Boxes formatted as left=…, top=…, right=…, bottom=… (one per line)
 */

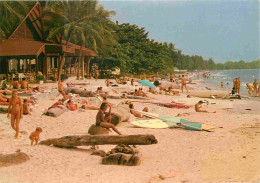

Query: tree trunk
left=86, top=57, right=91, bottom=77
left=39, top=134, right=158, bottom=147
left=57, top=53, right=65, bottom=81
left=81, top=56, right=84, bottom=79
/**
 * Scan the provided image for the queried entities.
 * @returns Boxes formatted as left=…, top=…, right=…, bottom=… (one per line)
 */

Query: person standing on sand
left=181, top=75, right=188, bottom=93
left=246, top=83, right=254, bottom=96
left=131, top=79, right=134, bottom=86
left=7, top=90, right=23, bottom=139
left=105, top=79, right=110, bottom=87
left=221, top=80, right=223, bottom=88
left=170, top=74, right=174, bottom=82
left=236, top=77, right=241, bottom=94
left=20, top=78, right=29, bottom=90
left=58, top=79, right=67, bottom=99
left=253, top=79, right=258, bottom=95
left=96, top=103, right=122, bottom=135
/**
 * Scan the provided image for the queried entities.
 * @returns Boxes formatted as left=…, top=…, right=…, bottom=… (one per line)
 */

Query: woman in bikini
left=7, top=90, right=23, bottom=138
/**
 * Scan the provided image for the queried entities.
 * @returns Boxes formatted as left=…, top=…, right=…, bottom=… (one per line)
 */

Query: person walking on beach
left=221, top=80, right=223, bottom=88
left=58, top=79, right=67, bottom=99
left=7, top=90, right=23, bottom=139
left=181, top=75, right=188, bottom=93
left=246, top=83, right=254, bottom=96
left=96, top=103, right=122, bottom=135
left=253, top=79, right=258, bottom=95
left=105, top=79, right=110, bottom=87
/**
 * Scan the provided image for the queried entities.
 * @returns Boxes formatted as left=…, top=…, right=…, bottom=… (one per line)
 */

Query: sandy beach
left=0, top=78, right=259, bottom=183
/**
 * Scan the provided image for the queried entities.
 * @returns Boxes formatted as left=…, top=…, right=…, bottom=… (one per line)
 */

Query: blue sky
left=100, top=0, right=259, bottom=63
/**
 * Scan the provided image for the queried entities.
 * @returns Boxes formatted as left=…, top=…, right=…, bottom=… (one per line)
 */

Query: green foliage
left=36, top=75, right=44, bottom=81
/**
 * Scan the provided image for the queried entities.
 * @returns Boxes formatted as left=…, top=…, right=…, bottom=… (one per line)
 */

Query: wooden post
left=43, top=56, right=48, bottom=80
left=36, top=57, right=39, bottom=74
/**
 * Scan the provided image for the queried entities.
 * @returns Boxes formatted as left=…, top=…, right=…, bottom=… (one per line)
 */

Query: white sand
left=0, top=79, right=259, bottom=183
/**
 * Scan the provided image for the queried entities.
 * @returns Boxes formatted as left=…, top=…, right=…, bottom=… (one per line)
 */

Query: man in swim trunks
left=96, top=103, right=122, bottom=135
left=181, top=75, right=188, bottom=93
left=236, top=77, right=241, bottom=94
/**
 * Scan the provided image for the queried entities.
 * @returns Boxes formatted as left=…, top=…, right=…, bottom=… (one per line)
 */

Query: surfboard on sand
left=131, top=119, right=170, bottom=129
left=137, top=111, right=189, bottom=127
left=180, top=122, right=216, bottom=132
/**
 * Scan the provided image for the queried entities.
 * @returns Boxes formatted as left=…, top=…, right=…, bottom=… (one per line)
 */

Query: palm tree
left=0, top=1, right=28, bottom=42
left=42, top=0, right=116, bottom=81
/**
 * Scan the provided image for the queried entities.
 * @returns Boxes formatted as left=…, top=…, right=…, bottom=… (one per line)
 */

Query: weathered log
left=0, top=107, right=8, bottom=114
left=110, top=103, right=131, bottom=125
left=39, top=134, right=157, bottom=147
left=0, top=152, right=30, bottom=167
left=102, top=153, right=141, bottom=166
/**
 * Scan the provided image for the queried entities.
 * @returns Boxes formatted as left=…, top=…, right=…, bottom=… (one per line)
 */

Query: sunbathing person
left=96, top=87, right=104, bottom=93
left=23, top=99, right=31, bottom=115
left=66, top=100, right=78, bottom=111
left=137, top=88, right=148, bottom=97
left=195, top=101, right=216, bottom=113
left=149, top=87, right=155, bottom=94
left=0, top=92, right=9, bottom=102
left=20, top=78, right=29, bottom=90
left=96, top=103, right=122, bottom=135
left=11, top=78, right=20, bottom=89
left=129, top=104, right=149, bottom=118
left=78, top=100, right=99, bottom=110
left=7, top=90, right=23, bottom=138
left=32, top=86, right=44, bottom=93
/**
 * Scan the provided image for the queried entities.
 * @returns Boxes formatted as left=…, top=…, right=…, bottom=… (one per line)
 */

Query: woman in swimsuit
left=7, top=90, right=23, bottom=138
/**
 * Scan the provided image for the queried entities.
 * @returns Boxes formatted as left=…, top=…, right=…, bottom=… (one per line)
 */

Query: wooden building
left=0, top=2, right=97, bottom=80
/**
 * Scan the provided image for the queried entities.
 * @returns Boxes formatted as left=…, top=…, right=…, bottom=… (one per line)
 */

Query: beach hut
left=0, top=2, right=97, bottom=81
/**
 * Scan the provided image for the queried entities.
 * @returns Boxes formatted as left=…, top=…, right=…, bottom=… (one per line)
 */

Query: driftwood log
left=39, top=134, right=157, bottom=147
left=0, top=107, right=8, bottom=114
left=102, top=145, right=141, bottom=166
left=0, top=152, right=30, bottom=167
left=110, top=104, right=131, bottom=125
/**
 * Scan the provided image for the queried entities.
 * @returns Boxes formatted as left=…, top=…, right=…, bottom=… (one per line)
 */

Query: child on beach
left=58, top=79, right=67, bottom=99
left=29, top=127, right=42, bottom=146
left=195, top=101, right=216, bottom=113
left=23, top=99, right=31, bottom=115
left=105, top=79, right=110, bottom=87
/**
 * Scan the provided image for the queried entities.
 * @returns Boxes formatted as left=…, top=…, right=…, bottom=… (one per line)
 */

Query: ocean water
left=203, top=69, right=260, bottom=95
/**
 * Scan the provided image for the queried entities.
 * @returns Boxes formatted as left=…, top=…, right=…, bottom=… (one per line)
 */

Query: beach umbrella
left=138, top=80, right=156, bottom=88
